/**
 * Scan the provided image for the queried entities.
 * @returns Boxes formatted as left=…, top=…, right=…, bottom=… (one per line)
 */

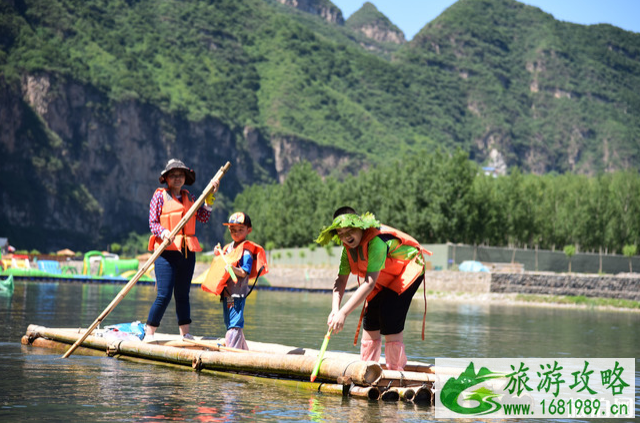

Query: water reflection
left=305, top=397, right=320, bottom=421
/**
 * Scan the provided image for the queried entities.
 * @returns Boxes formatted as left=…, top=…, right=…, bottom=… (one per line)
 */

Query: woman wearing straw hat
left=144, top=159, right=219, bottom=341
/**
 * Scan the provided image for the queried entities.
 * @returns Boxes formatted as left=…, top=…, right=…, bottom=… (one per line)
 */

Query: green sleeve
left=366, top=236, right=388, bottom=272
left=338, top=248, right=351, bottom=275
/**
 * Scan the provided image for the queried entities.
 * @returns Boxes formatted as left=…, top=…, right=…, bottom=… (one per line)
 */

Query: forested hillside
left=234, top=154, right=640, bottom=253
left=0, top=0, right=639, bottom=252
left=403, top=0, right=640, bottom=173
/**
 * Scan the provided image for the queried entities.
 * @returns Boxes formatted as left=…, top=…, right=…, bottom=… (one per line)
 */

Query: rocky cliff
left=346, top=2, right=405, bottom=44
left=0, top=73, right=358, bottom=251
left=276, top=0, right=344, bottom=24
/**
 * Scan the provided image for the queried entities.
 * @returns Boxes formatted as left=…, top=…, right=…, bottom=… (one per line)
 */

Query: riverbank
left=263, top=265, right=640, bottom=311
left=424, top=291, right=640, bottom=312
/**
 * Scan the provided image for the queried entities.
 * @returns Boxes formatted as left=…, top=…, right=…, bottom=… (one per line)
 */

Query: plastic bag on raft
left=101, top=321, right=146, bottom=341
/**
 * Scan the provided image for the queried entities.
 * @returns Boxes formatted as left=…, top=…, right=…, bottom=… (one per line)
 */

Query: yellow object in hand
left=215, top=243, right=238, bottom=282
left=225, top=264, right=236, bottom=281
left=205, top=192, right=216, bottom=206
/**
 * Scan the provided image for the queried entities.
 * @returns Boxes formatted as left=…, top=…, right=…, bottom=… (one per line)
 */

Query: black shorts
left=363, top=275, right=424, bottom=335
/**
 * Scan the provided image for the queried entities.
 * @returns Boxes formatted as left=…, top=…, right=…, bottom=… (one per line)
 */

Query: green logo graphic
left=440, top=362, right=505, bottom=415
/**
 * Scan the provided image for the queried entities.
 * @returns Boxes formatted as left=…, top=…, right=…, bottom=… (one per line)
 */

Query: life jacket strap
left=183, top=233, right=187, bottom=258
left=421, top=261, right=428, bottom=341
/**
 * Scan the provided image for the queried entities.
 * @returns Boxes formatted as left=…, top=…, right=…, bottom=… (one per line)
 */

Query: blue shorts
left=222, top=296, right=246, bottom=329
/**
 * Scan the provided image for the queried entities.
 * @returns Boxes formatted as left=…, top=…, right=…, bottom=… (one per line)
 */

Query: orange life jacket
left=345, top=225, right=429, bottom=302
left=147, top=188, right=202, bottom=253
left=201, top=240, right=269, bottom=295
left=346, top=224, right=433, bottom=342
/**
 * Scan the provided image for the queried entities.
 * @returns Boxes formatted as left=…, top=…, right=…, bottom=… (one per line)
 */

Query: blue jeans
left=146, top=250, right=195, bottom=327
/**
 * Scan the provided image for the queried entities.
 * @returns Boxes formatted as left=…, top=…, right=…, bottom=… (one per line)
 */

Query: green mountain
left=345, top=2, right=405, bottom=45
left=0, top=0, right=638, bottom=251
left=405, top=0, right=640, bottom=173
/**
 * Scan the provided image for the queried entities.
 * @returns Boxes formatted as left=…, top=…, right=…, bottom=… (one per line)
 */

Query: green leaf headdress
left=315, top=212, right=380, bottom=246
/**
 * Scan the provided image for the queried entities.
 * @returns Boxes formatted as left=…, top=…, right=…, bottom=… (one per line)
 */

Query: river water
left=0, top=280, right=638, bottom=422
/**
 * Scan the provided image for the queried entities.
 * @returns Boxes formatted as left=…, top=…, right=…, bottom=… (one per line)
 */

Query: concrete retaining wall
left=491, top=273, right=640, bottom=301
left=265, top=266, right=640, bottom=301
left=425, top=271, right=491, bottom=293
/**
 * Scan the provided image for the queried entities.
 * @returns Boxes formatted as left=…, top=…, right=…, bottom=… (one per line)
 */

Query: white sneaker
left=144, top=333, right=155, bottom=343
left=182, top=333, right=195, bottom=341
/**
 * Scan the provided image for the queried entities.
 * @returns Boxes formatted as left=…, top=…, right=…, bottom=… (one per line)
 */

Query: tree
left=563, top=245, right=576, bottom=273
left=606, top=171, right=640, bottom=252
left=121, top=232, right=149, bottom=258
left=465, top=172, right=500, bottom=246
left=622, top=245, right=637, bottom=273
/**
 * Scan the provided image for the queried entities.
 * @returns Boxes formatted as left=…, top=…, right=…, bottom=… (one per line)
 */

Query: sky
left=331, top=0, right=640, bottom=40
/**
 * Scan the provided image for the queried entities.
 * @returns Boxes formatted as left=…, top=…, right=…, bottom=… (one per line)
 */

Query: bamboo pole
left=378, top=386, right=429, bottom=402
left=318, top=384, right=381, bottom=400
left=21, top=335, right=105, bottom=356
left=61, top=162, right=231, bottom=359
left=381, top=362, right=436, bottom=373
left=30, top=325, right=383, bottom=385
left=178, top=337, right=251, bottom=353
left=394, top=387, right=416, bottom=402
left=413, top=385, right=433, bottom=404
left=380, top=388, right=400, bottom=401
left=377, top=369, right=436, bottom=388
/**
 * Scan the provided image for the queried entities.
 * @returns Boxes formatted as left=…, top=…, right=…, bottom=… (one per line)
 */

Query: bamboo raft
left=22, top=324, right=435, bottom=403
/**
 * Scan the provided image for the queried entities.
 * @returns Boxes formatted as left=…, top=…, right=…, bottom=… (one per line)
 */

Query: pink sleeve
left=149, top=190, right=165, bottom=237
left=191, top=193, right=211, bottom=224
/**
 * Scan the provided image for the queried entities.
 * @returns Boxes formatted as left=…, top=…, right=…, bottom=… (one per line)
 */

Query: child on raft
left=315, top=206, right=431, bottom=371
left=202, top=212, right=268, bottom=350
